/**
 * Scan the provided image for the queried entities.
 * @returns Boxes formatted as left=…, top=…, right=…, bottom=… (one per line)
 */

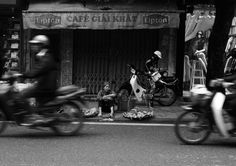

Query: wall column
left=158, top=29, right=169, bottom=72
left=23, top=29, right=31, bottom=72
left=176, top=12, right=186, bottom=96
left=60, top=30, right=73, bottom=86
left=168, top=29, right=177, bottom=76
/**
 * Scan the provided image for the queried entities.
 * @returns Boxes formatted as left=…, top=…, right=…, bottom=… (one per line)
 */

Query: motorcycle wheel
left=0, top=109, right=7, bottom=134
left=153, top=87, right=177, bottom=106
left=51, top=103, right=84, bottom=136
left=174, top=111, right=211, bottom=145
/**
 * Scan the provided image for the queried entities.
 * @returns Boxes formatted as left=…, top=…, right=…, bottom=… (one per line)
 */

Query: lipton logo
left=143, top=14, right=168, bottom=26
left=35, top=14, right=61, bottom=27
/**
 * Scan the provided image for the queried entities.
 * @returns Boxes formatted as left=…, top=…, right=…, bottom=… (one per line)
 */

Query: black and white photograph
left=0, top=0, right=236, bottom=165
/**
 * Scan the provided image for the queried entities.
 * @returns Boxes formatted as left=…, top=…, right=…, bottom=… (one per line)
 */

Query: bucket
left=117, top=96, right=135, bottom=112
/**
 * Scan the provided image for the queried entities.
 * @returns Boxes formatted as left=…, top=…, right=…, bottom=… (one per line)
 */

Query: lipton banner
left=23, top=12, right=180, bottom=29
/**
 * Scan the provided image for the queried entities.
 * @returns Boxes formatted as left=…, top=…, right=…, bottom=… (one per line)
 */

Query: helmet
left=154, top=50, right=162, bottom=59
left=29, top=35, right=49, bottom=45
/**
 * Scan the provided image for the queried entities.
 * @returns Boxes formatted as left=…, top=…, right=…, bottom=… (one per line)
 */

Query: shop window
left=0, top=16, right=22, bottom=75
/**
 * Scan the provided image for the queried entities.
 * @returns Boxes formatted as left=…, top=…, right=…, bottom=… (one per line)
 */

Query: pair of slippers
left=99, top=118, right=114, bottom=122
left=98, top=114, right=114, bottom=121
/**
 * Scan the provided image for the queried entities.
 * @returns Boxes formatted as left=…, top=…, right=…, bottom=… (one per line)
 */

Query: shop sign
left=35, top=14, right=61, bottom=27
left=23, top=12, right=180, bottom=29
left=143, top=14, right=169, bottom=26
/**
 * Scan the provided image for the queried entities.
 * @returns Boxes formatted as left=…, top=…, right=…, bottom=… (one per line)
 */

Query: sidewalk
left=83, top=97, right=189, bottom=123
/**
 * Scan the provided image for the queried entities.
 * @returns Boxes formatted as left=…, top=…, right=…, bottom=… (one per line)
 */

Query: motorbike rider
left=211, top=59, right=236, bottom=130
left=223, top=73, right=236, bottom=117
left=145, top=50, right=162, bottom=73
left=223, top=49, right=236, bottom=108
left=19, top=35, right=58, bottom=125
left=145, top=50, right=162, bottom=94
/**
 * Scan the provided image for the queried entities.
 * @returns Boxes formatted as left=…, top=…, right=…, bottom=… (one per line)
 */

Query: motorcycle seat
left=162, top=76, right=177, bottom=83
left=56, top=85, right=79, bottom=96
left=161, top=78, right=178, bottom=86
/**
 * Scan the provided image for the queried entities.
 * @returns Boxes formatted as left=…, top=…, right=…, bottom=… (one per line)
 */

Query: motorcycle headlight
left=191, top=92, right=211, bottom=105
left=191, top=93, right=203, bottom=102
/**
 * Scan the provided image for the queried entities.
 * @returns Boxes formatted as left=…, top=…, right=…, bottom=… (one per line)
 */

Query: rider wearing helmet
left=145, top=50, right=162, bottom=73
left=220, top=69, right=236, bottom=128
left=145, top=50, right=162, bottom=94
left=19, top=35, right=58, bottom=125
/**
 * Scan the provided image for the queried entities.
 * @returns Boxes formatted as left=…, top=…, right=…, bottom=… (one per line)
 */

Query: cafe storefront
left=22, top=0, right=183, bottom=94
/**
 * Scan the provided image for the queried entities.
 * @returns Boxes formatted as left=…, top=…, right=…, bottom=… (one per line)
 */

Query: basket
left=151, top=71, right=161, bottom=82
left=123, top=107, right=154, bottom=120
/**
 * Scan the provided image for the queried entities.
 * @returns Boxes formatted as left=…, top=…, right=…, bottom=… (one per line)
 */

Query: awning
left=229, top=17, right=236, bottom=36
left=23, top=11, right=180, bottom=29
left=185, top=9, right=236, bottom=41
left=22, top=2, right=181, bottom=30
left=185, top=10, right=215, bottom=41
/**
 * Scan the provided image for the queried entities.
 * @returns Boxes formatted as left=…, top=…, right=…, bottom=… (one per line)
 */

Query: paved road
left=0, top=123, right=236, bottom=166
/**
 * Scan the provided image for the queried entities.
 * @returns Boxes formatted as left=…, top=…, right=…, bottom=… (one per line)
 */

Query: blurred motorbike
left=174, top=80, right=236, bottom=145
left=224, top=48, right=236, bottom=75
left=0, top=71, right=86, bottom=136
left=117, top=64, right=178, bottom=109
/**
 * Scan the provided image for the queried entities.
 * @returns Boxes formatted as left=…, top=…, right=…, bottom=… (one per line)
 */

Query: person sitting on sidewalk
left=97, top=81, right=116, bottom=118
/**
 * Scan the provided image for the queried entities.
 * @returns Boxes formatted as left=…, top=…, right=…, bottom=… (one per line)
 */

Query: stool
left=190, top=60, right=206, bottom=89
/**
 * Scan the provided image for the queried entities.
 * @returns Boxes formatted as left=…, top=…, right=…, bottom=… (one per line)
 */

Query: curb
left=84, top=118, right=177, bottom=124
left=83, top=110, right=182, bottom=124
left=82, top=96, right=190, bottom=124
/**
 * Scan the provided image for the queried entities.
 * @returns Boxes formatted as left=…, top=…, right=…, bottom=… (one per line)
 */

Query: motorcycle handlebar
left=127, top=64, right=151, bottom=77
left=1, top=72, right=23, bottom=81
left=222, top=82, right=235, bottom=88
left=209, top=79, right=234, bottom=88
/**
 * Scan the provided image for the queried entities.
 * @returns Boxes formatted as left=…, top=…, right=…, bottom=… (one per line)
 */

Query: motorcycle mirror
left=127, top=64, right=135, bottom=68
left=130, top=68, right=136, bottom=74
left=162, top=71, right=168, bottom=77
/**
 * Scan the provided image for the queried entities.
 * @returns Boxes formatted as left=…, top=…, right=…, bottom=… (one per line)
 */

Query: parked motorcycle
left=175, top=80, right=236, bottom=145
left=0, top=71, right=86, bottom=136
left=117, top=64, right=178, bottom=109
